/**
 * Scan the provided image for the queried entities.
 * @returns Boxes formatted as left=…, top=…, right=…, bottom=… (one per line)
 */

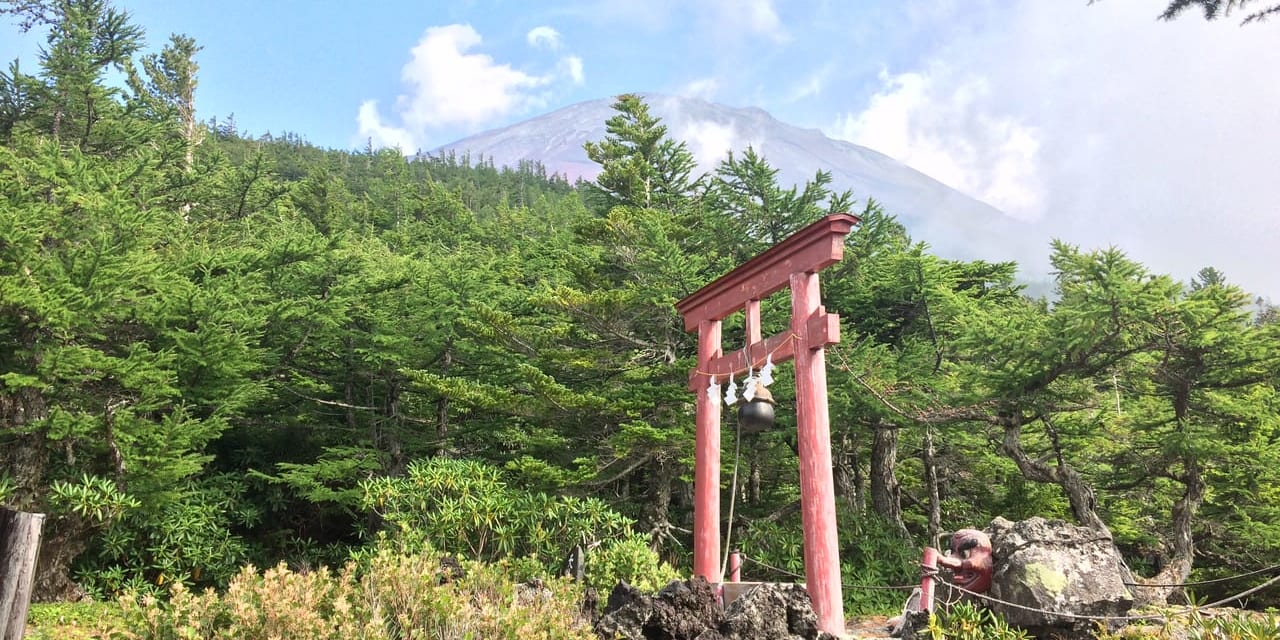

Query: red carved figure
left=936, top=528, right=993, bottom=593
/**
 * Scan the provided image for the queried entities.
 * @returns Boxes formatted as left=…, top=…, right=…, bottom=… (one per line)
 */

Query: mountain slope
left=434, top=94, right=1046, bottom=267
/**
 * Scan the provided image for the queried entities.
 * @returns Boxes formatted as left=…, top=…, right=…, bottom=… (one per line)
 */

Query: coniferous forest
left=3, top=0, right=1279, bottom=622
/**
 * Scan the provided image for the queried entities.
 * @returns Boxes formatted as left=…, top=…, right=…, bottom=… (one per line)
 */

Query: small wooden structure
left=0, top=508, right=44, bottom=640
left=675, top=213, right=859, bottom=635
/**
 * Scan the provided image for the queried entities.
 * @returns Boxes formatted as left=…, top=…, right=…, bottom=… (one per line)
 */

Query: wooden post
left=693, top=319, right=723, bottom=582
left=0, top=508, right=45, bottom=640
left=920, top=546, right=939, bottom=613
left=791, top=271, right=844, bottom=633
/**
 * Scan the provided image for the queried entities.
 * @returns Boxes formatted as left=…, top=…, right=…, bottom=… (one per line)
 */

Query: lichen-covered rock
left=987, top=516, right=1134, bottom=638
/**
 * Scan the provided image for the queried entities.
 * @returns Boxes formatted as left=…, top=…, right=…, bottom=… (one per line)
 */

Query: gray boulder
left=986, top=516, right=1134, bottom=638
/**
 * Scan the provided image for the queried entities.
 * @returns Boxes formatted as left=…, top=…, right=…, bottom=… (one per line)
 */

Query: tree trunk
left=435, top=344, right=453, bottom=457
left=643, top=455, right=678, bottom=552
left=30, top=517, right=89, bottom=602
left=747, top=447, right=761, bottom=505
left=870, top=420, right=907, bottom=535
left=1136, top=457, right=1205, bottom=604
left=833, top=433, right=859, bottom=511
left=1, top=383, right=49, bottom=514
left=382, top=377, right=406, bottom=476
left=1001, top=419, right=1110, bottom=533
left=923, top=426, right=942, bottom=547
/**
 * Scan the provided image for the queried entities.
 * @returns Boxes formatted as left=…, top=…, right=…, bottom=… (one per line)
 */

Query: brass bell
left=736, top=384, right=776, bottom=434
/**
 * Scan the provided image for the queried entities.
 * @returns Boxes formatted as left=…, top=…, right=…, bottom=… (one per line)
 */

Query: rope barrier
left=738, top=554, right=919, bottom=591
left=935, top=571, right=1280, bottom=624
left=736, top=553, right=1280, bottom=622
left=1122, top=563, right=1280, bottom=588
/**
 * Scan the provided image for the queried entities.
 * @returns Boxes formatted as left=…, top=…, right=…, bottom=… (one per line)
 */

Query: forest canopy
left=2, top=0, right=1278, bottom=612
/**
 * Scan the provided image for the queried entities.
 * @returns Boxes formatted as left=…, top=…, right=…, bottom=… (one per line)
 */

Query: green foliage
left=24, top=601, right=122, bottom=640
left=1096, top=610, right=1280, bottom=639
left=2, top=5, right=1279, bottom=605
left=583, top=93, right=697, bottom=211
left=1156, top=0, right=1280, bottom=24
left=361, top=457, right=680, bottom=591
left=0, top=473, right=16, bottom=506
left=82, top=481, right=251, bottom=598
left=112, top=552, right=596, bottom=640
left=737, top=509, right=920, bottom=615
left=927, top=602, right=1030, bottom=640
left=49, top=474, right=139, bottom=524
left=585, top=533, right=682, bottom=596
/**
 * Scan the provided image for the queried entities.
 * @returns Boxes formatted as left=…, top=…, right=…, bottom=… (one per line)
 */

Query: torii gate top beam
left=674, top=213, right=859, bottom=332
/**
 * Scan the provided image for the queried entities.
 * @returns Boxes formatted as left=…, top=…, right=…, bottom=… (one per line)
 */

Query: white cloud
left=561, top=55, right=584, bottom=85
left=704, top=0, right=787, bottom=42
left=356, top=100, right=416, bottom=151
left=679, top=120, right=739, bottom=168
left=832, top=68, right=1044, bottom=218
left=526, top=25, right=562, bottom=49
left=833, top=1, right=1280, bottom=294
left=679, top=77, right=720, bottom=100
left=356, top=24, right=557, bottom=151
left=786, top=64, right=833, bottom=103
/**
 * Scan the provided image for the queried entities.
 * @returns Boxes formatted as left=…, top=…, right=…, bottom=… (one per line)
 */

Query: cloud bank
left=829, top=2, right=1280, bottom=293
left=357, top=23, right=582, bottom=151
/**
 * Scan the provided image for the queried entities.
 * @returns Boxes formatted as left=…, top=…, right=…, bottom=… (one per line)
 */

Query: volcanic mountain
left=434, top=94, right=1044, bottom=267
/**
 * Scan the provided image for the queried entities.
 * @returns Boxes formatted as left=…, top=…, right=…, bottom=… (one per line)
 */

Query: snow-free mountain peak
left=434, top=94, right=1045, bottom=267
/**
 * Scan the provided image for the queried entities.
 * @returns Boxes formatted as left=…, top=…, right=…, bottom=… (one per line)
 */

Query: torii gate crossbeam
left=675, top=213, right=859, bottom=635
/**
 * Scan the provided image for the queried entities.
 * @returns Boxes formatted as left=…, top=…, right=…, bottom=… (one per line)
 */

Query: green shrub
left=926, top=602, right=1030, bottom=640
left=25, top=602, right=123, bottom=640
left=79, top=483, right=250, bottom=599
left=113, top=550, right=596, bottom=640
left=737, top=510, right=918, bottom=615
left=1095, top=609, right=1280, bottom=640
left=585, top=534, right=682, bottom=595
left=359, top=457, right=681, bottom=591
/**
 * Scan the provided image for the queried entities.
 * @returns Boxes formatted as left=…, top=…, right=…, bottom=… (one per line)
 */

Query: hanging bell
left=736, top=383, right=776, bottom=434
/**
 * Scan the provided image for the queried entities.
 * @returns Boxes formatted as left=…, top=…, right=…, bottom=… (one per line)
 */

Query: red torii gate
left=675, top=213, right=858, bottom=635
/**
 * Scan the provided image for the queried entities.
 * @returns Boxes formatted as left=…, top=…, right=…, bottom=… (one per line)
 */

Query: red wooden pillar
left=920, top=546, right=940, bottom=612
left=791, top=271, right=844, bottom=633
left=693, top=319, right=723, bottom=582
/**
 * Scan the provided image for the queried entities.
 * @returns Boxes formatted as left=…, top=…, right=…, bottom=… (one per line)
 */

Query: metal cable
left=739, top=554, right=919, bottom=591
left=937, top=571, right=1280, bottom=623
left=1123, top=563, right=1280, bottom=588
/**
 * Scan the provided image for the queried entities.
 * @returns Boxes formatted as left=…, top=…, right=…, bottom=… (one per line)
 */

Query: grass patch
left=24, top=601, right=123, bottom=639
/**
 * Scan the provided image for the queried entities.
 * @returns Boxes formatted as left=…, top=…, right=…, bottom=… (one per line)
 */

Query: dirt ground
left=846, top=614, right=895, bottom=639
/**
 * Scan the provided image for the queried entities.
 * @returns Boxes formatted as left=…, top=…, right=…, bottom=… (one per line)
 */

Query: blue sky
left=4, top=1, right=1280, bottom=295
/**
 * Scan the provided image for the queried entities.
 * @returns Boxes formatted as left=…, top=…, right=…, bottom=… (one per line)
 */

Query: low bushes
left=110, top=549, right=596, bottom=639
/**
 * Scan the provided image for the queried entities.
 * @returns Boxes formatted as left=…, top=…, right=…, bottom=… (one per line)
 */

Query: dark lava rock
left=649, top=578, right=723, bottom=640
left=596, top=581, right=656, bottom=640
left=594, top=579, right=834, bottom=640
left=721, top=583, right=836, bottom=640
